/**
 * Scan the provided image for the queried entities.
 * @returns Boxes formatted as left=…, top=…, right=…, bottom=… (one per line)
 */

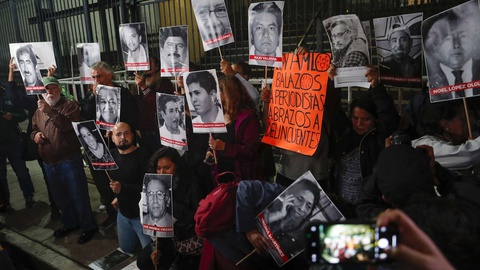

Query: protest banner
left=96, top=85, right=121, bottom=131
left=119, top=22, right=150, bottom=71
left=157, top=93, right=188, bottom=150
left=77, top=43, right=100, bottom=84
left=262, top=52, right=330, bottom=156
left=159, top=25, right=189, bottom=77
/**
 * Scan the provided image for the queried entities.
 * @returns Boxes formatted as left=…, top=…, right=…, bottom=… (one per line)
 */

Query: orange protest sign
left=262, top=52, right=330, bottom=156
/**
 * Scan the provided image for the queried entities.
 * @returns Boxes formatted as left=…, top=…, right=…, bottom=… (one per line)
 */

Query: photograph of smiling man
left=248, top=1, right=284, bottom=68
left=159, top=26, right=189, bottom=77
left=119, top=22, right=149, bottom=70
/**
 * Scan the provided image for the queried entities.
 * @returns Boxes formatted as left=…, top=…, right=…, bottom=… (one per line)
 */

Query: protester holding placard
left=137, top=147, right=205, bottom=270
left=330, top=66, right=399, bottom=218
left=208, top=75, right=262, bottom=180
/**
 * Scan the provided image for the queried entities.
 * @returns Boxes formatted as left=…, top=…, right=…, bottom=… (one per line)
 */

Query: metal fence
left=0, top=0, right=472, bottom=103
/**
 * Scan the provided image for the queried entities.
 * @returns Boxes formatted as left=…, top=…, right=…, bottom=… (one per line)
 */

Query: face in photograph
left=331, top=21, right=353, bottom=51
left=83, top=44, right=99, bottom=68
left=146, top=180, right=169, bottom=220
left=79, top=126, right=99, bottom=151
left=194, top=0, right=230, bottom=41
left=122, top=25, right=142, bottom=53
left=161, top=100, right=181, bottom=133
left=17, top=47, right=39, bottom=86
left=250, top=2, right=282, bottom=56
left=98, top=89, right=119, bottom=123
left=431, top=18, right=475, bottom=70
left=188, top=82, right=215, bottom=117
left=389, top=29, right=412, bottom=62
left=162, top=35, right=187, bottom=68
left=286, top=186, right=314, bottom=221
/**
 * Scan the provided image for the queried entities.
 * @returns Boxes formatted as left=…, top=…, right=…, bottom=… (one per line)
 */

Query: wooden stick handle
left=236, top=250, right=256, bottom=266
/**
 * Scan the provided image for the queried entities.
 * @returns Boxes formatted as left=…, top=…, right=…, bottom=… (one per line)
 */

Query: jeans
left=0, top=140, right=35, bottom=202
left=43, top=156, right=97, bottom=230
left=117, top=211, right=152, bottom=254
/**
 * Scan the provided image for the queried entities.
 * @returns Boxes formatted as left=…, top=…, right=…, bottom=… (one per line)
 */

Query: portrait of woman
left=75, top=121, right=117, bottom=170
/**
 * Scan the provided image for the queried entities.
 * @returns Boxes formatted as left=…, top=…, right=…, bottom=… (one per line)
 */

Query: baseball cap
left=43, top=77, right=60, bottom=87
left=389, top=23, right=411, bottom=38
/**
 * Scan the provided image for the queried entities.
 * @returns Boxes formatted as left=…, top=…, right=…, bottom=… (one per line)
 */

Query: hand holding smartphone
left=305, top=221, right=398, bottom=264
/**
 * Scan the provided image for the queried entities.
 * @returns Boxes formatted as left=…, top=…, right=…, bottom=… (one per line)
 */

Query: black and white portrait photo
left=72, top=120, right=117, bottom=170
left=119, top=22, right=149, bottom=70
left=248, top=1, right=284, bottom=68
left=423, top=0, right=480, bottom=102
left=157, top=93, right=188, bottom=150
left=159, top=25, right=189, bottom=77
left=256, top=171, right=345, bottom=266
left=96, top=85, right=121, bottom=131
left=184, top=70, right=227, bottom=133
left=141, top=173, right=174, bottom=237
left=374, top=13, right=423, bottom=88
left=191, top=0, right=234, bottom=51
left=9, top=42, right=57, bottom=94
left=77, top=43, right=101, bottom=84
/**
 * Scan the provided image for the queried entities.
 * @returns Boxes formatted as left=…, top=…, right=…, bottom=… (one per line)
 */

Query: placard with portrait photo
left=9, top=42, right=57, bottom=95
left=157, top=93, right=188, bottom=151
left=119, top=22, right=149, bottom=71
left=255, top=171, right=345, bottom=266
left=323, top=15, right=371, bottom=88
left=422, top=0, right=480, bottom=102
left=72, top=120, right=118, bottom=170
left=96, top=85, right=121, bottom=131
left=191, top=0, right=234, bottom=51
left=374, top=13, right=423, bottom=88
left=248, top=1, right=285, bottom=68
left=183, top=69, right=227, bottom=133
left=140, top=173, right=174, bottom=237
left=159, top=26, right=189, bottom=77
left=77, top=43, right=101, bottom=84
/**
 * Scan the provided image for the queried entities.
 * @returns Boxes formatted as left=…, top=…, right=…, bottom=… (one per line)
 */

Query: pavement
left=0, top=158, right=139, bottom=270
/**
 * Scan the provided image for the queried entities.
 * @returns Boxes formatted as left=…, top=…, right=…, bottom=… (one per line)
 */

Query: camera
left=391, top=130, right=411, bottom=146
left=305, top=221, right=398, bottom=264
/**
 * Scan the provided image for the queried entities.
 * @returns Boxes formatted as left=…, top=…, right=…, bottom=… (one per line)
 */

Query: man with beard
left=81, top=61, right=138, bottom=229
left=109, top=122, right=152, bottom=253
left=143, top=178, right=173, bottom=228
left=160, top=27, right=188, bottom=76
left=158, top=94, right=186, bottom=149
left=31, top=77, right=98, bottom=244
left=134, top=56, right=175, bottom=154
left=330, top=20, right=369, bottom=68
left=379, top=23, right=421, bottom=87
left=15, top=45, right=44, bottom=89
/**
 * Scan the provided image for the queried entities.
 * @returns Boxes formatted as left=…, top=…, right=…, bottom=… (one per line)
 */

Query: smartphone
left=305, top=221, right=398, bottom=264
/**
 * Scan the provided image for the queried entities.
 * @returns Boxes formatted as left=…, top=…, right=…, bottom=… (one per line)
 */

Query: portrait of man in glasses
left=143, top=175, right=173, bottom=228
left=328, top=18, right=369, bottom=68
left=191, top=0, right=234, bottom=51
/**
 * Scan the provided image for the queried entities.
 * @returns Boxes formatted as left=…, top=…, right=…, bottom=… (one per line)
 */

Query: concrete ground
left=0, top=158, right=139, bottom=270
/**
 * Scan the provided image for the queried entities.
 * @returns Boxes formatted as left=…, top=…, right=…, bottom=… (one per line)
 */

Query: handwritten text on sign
left=262, top=52, right=330, bottom=156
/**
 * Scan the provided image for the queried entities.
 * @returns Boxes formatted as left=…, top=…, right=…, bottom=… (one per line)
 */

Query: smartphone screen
left=306, top=222, right=398, bottom=264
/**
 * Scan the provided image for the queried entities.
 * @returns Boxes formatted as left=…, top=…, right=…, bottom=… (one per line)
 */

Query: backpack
left=194, top=172, right=238, bottom=238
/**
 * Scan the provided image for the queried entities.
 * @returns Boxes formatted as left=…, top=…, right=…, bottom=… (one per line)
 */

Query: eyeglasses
left=197, top=7, right=228, bottom=20
left=147, top=191, right=166, bottom=200
left=331, top=30, right=350, bottom=39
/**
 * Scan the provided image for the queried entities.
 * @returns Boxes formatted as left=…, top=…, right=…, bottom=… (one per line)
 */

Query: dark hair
left=348, top=97, right=378, bottom=120
left=149, top=55, right=161, bottom=71
left=159, top=27, right=188, bottom=48
left=185, top=71, right=217, bottom=94
left=218, top=75, right=255, bottom=120
left=147, top=147, right=186, bottom=176
left=16, top=45, right=37, bottom=66
left=76, top=122, right=103, bottom=148
left=120, top=23, right=142, bottom=41
left=288, top=179, right=321, bottom=220
left=233, top=61, right=251, bottom=78
left=158, top=94, right=179, bottom=113
left=250, top=2, right=282, bottom=43
left=418, top=100, right=463, bottom=136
